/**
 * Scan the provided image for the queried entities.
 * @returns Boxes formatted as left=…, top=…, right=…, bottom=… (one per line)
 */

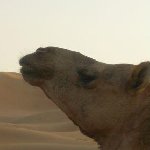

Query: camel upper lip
left=19, top=57, right=31, bottom=67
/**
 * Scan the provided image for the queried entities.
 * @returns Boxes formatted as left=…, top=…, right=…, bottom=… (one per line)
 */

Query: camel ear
left=127, top=62, right=150, bottom=94
left=77, top=67, right=99, bottom=89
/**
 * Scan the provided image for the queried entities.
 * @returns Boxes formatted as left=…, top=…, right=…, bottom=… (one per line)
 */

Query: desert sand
left=0, top=72, right=98, bottom=150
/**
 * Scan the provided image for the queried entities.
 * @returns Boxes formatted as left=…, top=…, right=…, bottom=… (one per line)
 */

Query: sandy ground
left=0, top=72, right=98, bottom=150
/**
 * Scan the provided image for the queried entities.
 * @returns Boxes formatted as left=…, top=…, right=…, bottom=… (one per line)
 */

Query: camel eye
left=78, top=72, right=96, bottom=84
left=77, top=68, right=98, bottom=88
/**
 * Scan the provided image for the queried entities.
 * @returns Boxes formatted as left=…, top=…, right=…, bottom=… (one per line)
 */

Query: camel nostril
left=36, top=47, right=48, bottom=53
left=36, top=47, right=56, bottom=54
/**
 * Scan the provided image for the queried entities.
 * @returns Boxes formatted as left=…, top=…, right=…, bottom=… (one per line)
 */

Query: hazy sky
left=0, top=0, right=150, bottom=72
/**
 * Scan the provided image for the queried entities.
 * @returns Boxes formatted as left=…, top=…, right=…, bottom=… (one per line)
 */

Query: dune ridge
left=0, top=72, right=97, bottom=150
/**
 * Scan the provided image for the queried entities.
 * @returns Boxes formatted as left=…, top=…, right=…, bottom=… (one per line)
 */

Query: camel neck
left=97, top=106, right=150, bottom=150
left=99, top=130, right=142, bottom=150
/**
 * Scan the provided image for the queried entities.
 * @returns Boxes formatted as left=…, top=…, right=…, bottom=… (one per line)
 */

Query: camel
left=19, top=47, right=150, bottom=150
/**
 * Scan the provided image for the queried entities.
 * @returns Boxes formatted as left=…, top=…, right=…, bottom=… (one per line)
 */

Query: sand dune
left=0, top=72, right=98, bottom=150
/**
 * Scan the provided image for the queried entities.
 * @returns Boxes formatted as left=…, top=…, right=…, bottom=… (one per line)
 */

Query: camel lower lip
left=20, top=66, right=44, bottom=86
left=21, top=66, right=42, bottom=78
left=21, top=66, right=35, bottom=74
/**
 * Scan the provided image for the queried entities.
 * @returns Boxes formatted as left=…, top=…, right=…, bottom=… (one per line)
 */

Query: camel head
left=20, top=47, right=150, bottom=149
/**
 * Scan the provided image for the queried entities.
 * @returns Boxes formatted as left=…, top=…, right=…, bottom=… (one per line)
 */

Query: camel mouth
left=19, top=56, right=45, bottom=85
left=20, top=64, right=45, bottom=86
left=19, top=56, right=54, bottom=86
left=20, top=65, right=41, bottom=78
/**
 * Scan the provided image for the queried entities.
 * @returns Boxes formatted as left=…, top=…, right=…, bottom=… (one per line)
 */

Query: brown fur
left=20, top=47, right=150, bottom=150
